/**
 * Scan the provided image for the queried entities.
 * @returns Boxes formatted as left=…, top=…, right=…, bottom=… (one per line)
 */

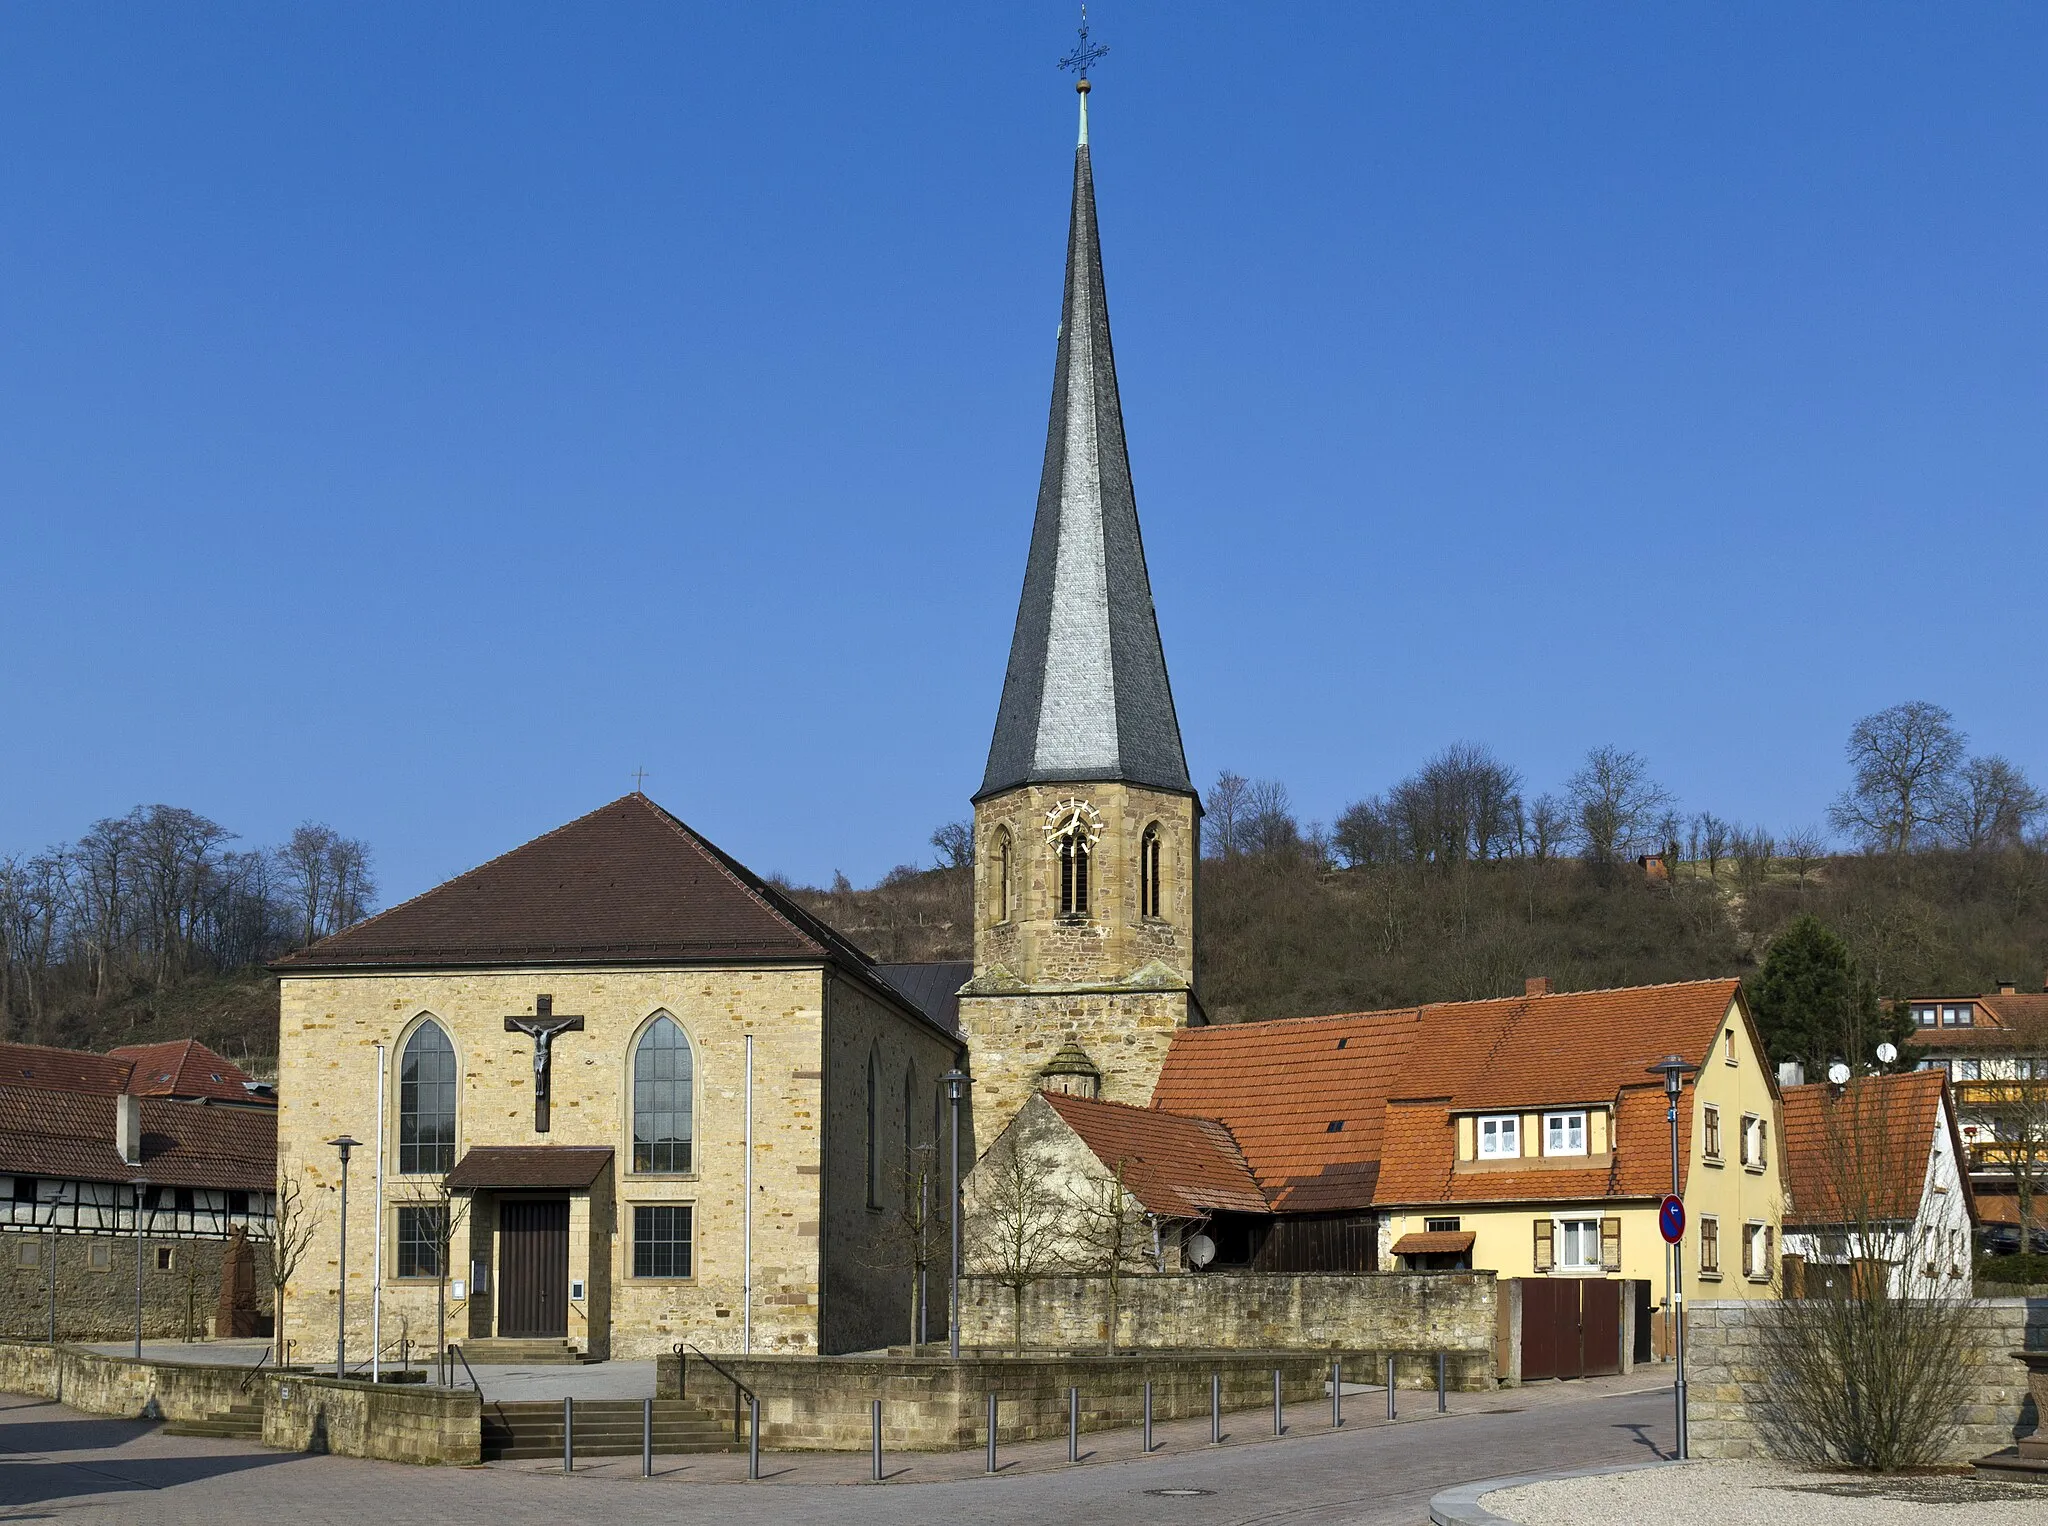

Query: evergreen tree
left=1749, top=915, right=1910, bottom=1073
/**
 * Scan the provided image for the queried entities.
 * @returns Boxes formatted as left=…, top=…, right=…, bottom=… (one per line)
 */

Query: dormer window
left=1913, top=1004, right=1937, bottom=1028
left=1942, top=1004, right=1974, bottom=1027
left=1544, top=1111, right=1588, bottom=1156
left=1478, top=1114, right=1519, bottom=1158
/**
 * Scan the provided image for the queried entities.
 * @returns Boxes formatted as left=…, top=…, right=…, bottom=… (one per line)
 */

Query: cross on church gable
left=504, top=994, right=584, bottom=1134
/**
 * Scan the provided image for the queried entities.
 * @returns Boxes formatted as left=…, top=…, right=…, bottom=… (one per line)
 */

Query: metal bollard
left=986, top=1392, right=998, bottom=1474
left=1068, top=1386, right=1079, bottom=1463
left=642, top=1396, right=653, bottom=1477
left=748, top=1396, right=760, bottom=1480
left=1210, top=1372, right=1221, bottom=1444
left=1143, top=1381, right=1153, bottom=1453
left=871, top=1398, right=882, bottom=1482
left=1387, top=1356, right=1396, bottom=1420
left=1438, top=1351, right=1447, bottom=1413
left=1332, top=1358, right=1342, bottom=1429
left=563, top=1395, right=574, bottom=1474
left=1273, top=1368, right=1284, bottom=1435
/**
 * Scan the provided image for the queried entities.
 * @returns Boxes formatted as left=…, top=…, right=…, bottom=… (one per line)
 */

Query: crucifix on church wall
left=504, top=994, right=584, bottom=1133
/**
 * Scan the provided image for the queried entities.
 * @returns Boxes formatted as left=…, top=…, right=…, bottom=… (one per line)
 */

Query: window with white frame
left=1912, top=1004, right=1937, bottom=1027
left=1743, top=1221, right=1772, bottom=1280
left=1740, top=1114, right=1768, bottom=1170
left=1555, top=1218, right=1603, bottom=1271
left=1942, top=1004, right=1974, bottom=1027
left=1478, top=1115, right=1519, bottom=1158
left=1544, top=1111, right=1588, bottom=1156
left=1952, top=1059, right=1980, bottom=1081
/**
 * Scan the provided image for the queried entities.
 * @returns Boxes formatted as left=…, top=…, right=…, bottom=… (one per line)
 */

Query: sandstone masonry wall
left=0, top=1230, right=272, bottom=1342
left=1685, top=1297, right=2046, bottom=1463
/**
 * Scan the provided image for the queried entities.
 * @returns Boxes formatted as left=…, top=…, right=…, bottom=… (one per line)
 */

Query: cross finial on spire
left=631, top=766, right=648, bottom=794
left=1058, top=5, right=1109, bottom=84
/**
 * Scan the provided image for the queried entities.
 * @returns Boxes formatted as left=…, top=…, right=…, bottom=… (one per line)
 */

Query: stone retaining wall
left=958, top=1271, right=1496, bottom=1374
left=659, top=1350, right=1377, bottom=1450
left=0, top=1339, right=480, bottom=1465
left=1686, top=1297, right=2047, bottom=1464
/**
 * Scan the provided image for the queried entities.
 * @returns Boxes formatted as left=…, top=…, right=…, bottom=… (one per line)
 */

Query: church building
left=271, top=74, right=1198, bottom=1360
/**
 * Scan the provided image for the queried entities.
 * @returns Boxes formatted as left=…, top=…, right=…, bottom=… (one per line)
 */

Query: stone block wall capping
left=1429, top=1461, right=1676, bottom=1526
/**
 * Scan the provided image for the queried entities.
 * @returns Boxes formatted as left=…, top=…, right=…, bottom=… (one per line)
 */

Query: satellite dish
left=1186, top=1233, right=1217, bottom=1269
left=1827, top=1061, right=1852, bottom=1086
left=1875, top=1042, right=1899, bottom=1065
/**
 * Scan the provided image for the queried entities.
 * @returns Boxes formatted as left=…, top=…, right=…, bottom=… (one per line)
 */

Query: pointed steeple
left=978, top=86, right=1191, bottom=801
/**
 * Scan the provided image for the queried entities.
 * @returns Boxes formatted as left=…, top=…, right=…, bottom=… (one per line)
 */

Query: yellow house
left=1373, top=977, right=1786, bottom=1354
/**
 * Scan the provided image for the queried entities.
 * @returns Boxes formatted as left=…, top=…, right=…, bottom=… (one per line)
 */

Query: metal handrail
left=236, top=1349, right=271, bottom=1393
left=445, top=1342, right=484, bottom=1399
left=679, top=1342, right=756, bottom=1442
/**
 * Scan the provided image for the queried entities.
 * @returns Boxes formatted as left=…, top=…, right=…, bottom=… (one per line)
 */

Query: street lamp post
left=941, top=1069, right=972, bottom=1360
left=329, top=1136, right=361, bottom=1380
left=132, top=1178, right=150, bottom=1360
left=1648, top=1054, right=1699, bottom=1460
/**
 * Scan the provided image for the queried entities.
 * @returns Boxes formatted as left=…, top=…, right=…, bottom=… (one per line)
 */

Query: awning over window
left=1391, top=1230, right=1476, bottom=1256
left=444, top=1146, right=613, bottom=1191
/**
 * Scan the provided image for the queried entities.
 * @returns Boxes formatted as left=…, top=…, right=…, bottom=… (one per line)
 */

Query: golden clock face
left=1044, top=797, right=1104, bottom=847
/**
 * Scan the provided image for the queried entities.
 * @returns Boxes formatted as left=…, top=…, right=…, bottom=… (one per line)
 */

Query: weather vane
left=1058, top=4, right=1109, bottom=82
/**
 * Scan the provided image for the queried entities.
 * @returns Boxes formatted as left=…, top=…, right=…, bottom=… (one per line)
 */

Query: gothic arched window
left=398, top=1020, right=457, bottom=1175
left=994, top=828, right=1012, bottom=923
left=865, top=1049, right=881, bottom=1208
left=1054, top=813, right=1093, bottom=917
left=1140, top=823, right=1163, bottom=918
left=632, top=1015, right=694, bottom=1173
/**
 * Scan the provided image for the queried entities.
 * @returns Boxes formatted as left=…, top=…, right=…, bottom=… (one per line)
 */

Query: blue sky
left=3, top=4, right=2045, bottom=903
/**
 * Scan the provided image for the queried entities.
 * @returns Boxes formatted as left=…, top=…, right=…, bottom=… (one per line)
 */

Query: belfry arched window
left=865, top=1049, right=881, bottom=1208
left=398, top=1020, right=457, bottom=1175
left=632, top=1015, right=694, bottom=1173
left=1048, top=801, right=1100, bottom=918
left=1140, top=823, right=1163, bottom=918
left=993, top=828, right=1012, bottom=924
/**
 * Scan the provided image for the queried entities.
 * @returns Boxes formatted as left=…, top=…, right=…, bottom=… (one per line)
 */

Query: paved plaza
left=0, top=1372, right=1674, bottom=1524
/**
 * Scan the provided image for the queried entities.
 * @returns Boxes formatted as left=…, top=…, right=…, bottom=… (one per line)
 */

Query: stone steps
left=483, top=1399, right=738, bottom=1460
left=455, top=1339, right=601, bottom=1366
left=163, top=1401, right=264, bottom=1441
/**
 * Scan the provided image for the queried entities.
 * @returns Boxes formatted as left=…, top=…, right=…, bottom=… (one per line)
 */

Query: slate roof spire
left=977, top=78, right=1192, bottom=802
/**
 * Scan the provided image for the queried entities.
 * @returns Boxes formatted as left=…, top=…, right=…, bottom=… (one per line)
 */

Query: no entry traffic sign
left=1659, top=1194, right=1686, bottom=1243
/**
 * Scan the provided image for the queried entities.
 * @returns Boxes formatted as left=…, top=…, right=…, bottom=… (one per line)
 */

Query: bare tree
left=1782, top=827, right=1827, bottom=894
left=868, top=1144, right=943, bottom=1351
left=1240, top=779, right=1302, bottom=858
left=1205, top=772, right=1249, bottom=861
left=929, top=820, right=975, bottom=871
left=392, top=1180, right=470, bottom=1382
left=1527, top=794, right=1571, bottom=863
left=1566, top=746, right=1672, bottom=867
left=1967, top=1006, right=2048, bottom=1251
left=963, top=1126, right=1068, bottom=1353
left=1063, top=1159, right=1151, bottom=1354
left=1757, top=1079, right=1977, bottom=1470
left=1939, top=756, right=2047, bottom=852
left=1333, top=796, right=1397, bottom=869
left=266, top=1168, right=322, bottom=1366
left=276, top=824, right=378, bottom=945
left=1829, top=701, right=1966, bottom=854
left=1696, top=812, right=1732, bottom=880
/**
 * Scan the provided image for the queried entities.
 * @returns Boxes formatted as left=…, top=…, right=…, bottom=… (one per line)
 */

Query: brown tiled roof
left=1390, top=1230, right=1475, bottom=1255
left=1040, top=1093, right=1267, bottom=1217
left=0, top=1085, right=273, bottom=1192
left=1780, top=1071, right=1957, bottom=1226
left=274, top=794, right=880, bottom=974
left=0, top=1043, right=137, bottom=1096
left=1372, top=1089, right=1684, bottom=1207
left=106, top=1040, right=264, bottom=1104
left=444, top=1146, right=614, bottom=1191
left=1151, top=1009, right=1423, bottom=1211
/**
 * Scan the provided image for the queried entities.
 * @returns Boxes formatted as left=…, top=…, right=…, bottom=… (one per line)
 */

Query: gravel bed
left=1482, top=1459, right=2046, bottom=1525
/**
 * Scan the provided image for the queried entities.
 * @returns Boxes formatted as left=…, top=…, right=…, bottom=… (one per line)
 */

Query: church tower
left=957, top=76, right=1201, bottom=1141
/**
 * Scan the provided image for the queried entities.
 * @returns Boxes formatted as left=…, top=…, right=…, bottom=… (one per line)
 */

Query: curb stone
left=1428, top=1459, right=1680, bottom=1526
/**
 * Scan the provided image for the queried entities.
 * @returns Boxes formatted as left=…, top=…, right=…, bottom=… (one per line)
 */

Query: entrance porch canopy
left=444, top=1145, right=613, bottom=1191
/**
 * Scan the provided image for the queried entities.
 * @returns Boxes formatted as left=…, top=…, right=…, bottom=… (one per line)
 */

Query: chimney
left=1525, top=976, right=1553, bottom=998
left=1777, top=1061, right=1805, bottom=1088
left=1997, top=978, right=2017, bottom=995
left=115, top=1094, right=141, bottom=1167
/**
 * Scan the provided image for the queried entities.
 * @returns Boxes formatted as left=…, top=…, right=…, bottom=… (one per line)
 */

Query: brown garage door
left=1518, top=1278, right=1623, bottom=1380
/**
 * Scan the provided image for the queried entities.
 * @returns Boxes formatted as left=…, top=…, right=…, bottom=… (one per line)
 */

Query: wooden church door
left=497, top=1199, right=570, bottom=1338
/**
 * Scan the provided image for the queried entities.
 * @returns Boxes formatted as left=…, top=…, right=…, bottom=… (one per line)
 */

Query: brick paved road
left=0, top=1379, right=1675, bottom=1525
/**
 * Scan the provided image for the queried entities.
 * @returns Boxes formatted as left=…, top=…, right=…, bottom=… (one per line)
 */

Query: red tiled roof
left=1391, top=1230, right=1475, bottom=1255
left=0, top=1039, right=265, bottom=1107
left=274, top=795, right=879, bottom=973
left=1152, top=1009, right=1423, bottom=1211
left=106, top=1040, right=263, bottom=1104
left=1780, top=1071, right=1952, bottom=1225
left=1040, top=1093, right=1267, bottom=1217
left=0, top=1085, right=273, bottom=1192
left=444, top=1146, right=614, bottom=1191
